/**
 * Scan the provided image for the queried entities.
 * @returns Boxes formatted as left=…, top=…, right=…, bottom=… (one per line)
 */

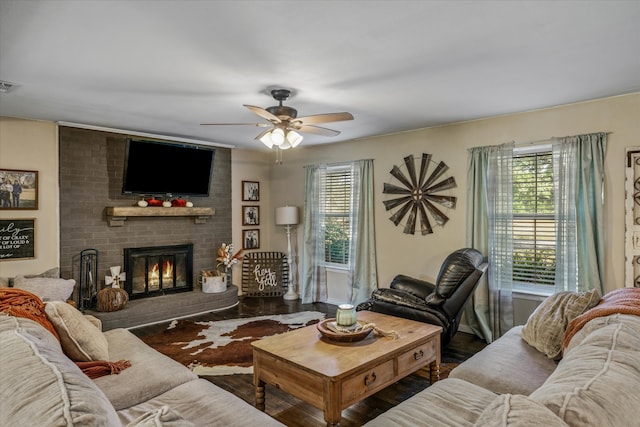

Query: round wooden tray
left=317, top=318, right=373, bottom=342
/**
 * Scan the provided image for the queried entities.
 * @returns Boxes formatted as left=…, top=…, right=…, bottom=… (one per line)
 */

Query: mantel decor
left=104, top=206, right=214, bottom=226
left=383, top=153, right=457, bottom=235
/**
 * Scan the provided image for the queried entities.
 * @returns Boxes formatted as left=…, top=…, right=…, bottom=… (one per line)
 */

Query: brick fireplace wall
left=58, top=126, right=231, bottom=292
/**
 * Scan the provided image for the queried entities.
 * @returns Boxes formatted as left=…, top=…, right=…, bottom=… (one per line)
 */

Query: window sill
left=512, top=284, right=554, bottom=300
left=325, top=265, right=349, bottom=273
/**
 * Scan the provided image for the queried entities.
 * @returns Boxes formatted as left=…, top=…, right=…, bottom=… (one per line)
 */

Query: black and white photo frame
left=243, top=229, right=260, bottom=249
left=242, top=181, right=259, bottom=201
left=242, top=205, right=260, bottom=226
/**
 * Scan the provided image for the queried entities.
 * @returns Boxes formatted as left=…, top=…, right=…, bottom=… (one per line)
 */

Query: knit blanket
left=562, top=287, right=640, bottom=351
left=0, top=287, right=130, bottom=379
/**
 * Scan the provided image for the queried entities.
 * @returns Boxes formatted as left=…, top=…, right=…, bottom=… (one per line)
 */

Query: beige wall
left=230, top=149, right=274, bottom=291
left=262, top=93, right=640, bottom=297
left=0, top=117, right=59, bottom=277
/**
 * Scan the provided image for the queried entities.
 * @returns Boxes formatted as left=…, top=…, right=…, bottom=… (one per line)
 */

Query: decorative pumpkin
left=96, top=287, right=129, bottom=312
left=172, top=198, right=187, bottom=207
left=146, top=198, right=163, bottom=207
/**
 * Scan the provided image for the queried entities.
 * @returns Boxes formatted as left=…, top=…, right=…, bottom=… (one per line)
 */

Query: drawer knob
left=414, top=349, right=424, bottom=360
left=364, top=372, right=377, bottom=386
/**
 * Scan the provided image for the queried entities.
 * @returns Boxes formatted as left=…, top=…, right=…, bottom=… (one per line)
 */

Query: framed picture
left=0, top=218, right=36, bottom=260
left=0, top=169, right=38, bottom=210
left=243, top=229, right=260, bottom=249
left=242, top=205, right=260, bottom=226
left=242, top=181, right=259, bottom=201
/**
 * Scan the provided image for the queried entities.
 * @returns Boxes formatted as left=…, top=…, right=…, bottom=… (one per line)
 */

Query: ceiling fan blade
left=297, top=124, right=340, bottom=137
left=244, top=105, right=281, bottom=123
left=200, top=122, right=270, bottom=127
left=295, top=112, right=354, bottom=125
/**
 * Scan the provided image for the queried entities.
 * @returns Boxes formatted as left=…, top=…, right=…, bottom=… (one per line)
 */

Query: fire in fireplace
left=123, top=244, right=193, bottom=299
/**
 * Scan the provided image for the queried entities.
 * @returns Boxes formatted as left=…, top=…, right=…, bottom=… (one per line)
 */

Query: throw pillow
left=44, top=301, right=109, bottom=362
left=13, top=276, right=75, bottom=302
left=474, top=394, right=569, bottom=426
left=521, top=289, right=600, bottom=359
left=4, top=267, right=60, bottom=287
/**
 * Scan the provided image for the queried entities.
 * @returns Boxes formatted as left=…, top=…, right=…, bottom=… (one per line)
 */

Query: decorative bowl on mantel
left=317, top=318, right=373, bottom=342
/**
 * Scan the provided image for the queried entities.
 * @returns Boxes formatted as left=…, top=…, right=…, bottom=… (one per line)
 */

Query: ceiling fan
left=201, top=89, right=354, bottom=149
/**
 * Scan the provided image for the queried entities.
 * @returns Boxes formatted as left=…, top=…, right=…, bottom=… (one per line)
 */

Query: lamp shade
left=275, top=206, right=299, bottom=225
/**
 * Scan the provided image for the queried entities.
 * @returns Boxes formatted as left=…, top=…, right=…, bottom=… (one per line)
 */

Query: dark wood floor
left=131, top=297, right=487, bottom=427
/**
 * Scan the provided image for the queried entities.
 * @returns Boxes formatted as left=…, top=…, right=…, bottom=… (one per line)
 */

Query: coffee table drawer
left=397, top=340, right=436, bottom=375
left=341, top=359, right=394, bottom=405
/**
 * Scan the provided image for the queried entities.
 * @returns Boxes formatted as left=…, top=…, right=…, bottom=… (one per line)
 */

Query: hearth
left=124, top=244, right=193, bottom=300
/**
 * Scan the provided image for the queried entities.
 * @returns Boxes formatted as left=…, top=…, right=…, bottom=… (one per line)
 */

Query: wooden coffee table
left=252, top=311, right=442, bottom=426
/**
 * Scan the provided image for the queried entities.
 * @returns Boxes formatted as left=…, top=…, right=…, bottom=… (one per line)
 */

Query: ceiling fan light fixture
left=271, top=127, right=285, bottom=145
left=286, top=130, right=303, bottom=147
left=259, top=132, right=274, bottom=148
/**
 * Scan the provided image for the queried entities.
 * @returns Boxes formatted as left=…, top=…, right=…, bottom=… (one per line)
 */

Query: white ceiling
left=1, top=0, right=639, bottom=150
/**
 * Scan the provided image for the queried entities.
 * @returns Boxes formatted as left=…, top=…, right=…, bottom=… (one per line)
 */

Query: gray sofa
left=364, top=312, right=640, bottom=426
left=0, top=312, right=284, bottom=426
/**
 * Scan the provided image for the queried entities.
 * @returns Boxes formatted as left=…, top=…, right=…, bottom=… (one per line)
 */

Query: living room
left=1, top=1, right=640, bottom=426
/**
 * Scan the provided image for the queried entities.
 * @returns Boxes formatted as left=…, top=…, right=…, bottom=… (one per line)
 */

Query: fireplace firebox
left=124, top=244, right=193, bottom=299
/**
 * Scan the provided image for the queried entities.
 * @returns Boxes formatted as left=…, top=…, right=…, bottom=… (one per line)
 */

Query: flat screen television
left=122, top=139, right=215, bottom=197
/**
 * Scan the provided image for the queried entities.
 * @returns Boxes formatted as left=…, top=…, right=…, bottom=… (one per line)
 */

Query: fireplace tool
left=78, top=248, right=98, bottom=311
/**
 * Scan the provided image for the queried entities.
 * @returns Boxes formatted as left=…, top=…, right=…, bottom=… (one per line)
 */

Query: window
left=322, top=165, right=352, bottom=266
left=512, top=148, right=555, bottom=292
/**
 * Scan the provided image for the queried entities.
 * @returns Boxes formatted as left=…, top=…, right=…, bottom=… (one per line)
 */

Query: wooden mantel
left=105, top=206, right=215, bottom=227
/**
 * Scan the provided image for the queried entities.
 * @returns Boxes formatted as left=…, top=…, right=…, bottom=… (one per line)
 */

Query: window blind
left=323, top=166, right=352, bottom=265
left=512, top=152, right=555, bottom=285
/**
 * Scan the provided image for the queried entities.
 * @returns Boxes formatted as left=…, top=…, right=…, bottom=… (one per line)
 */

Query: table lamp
left=276, top=206, right=299, bottom=300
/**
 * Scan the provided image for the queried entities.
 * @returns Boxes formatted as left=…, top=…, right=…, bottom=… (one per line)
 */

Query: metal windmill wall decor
left=383, top=153, right=457, bottom=235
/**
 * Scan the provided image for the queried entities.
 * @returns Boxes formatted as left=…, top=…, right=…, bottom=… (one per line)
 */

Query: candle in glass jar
left=336, top=304, right=357, bottom=327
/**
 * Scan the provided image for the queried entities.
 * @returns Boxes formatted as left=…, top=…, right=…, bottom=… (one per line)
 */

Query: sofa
left=0, top=304, right=284, bottom=426
left=364, top=288, right=640, bottom=426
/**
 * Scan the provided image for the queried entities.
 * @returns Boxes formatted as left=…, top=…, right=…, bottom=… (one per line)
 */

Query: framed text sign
left=241, top=251, right=288, bottom=297
left=0, top=219, right=36, bottom=260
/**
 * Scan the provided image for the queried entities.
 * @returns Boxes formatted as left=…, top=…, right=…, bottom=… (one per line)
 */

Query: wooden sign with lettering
left=241, top=252, right=288, bottom=297
left=0, top=219, right=36, bottom=260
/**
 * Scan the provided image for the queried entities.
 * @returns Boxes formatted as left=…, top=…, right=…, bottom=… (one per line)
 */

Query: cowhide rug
left=141, top=311, right=325, bottom=376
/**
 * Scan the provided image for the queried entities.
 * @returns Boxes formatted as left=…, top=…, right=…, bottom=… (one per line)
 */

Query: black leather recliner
left=356, top=248, right=488, bottom=346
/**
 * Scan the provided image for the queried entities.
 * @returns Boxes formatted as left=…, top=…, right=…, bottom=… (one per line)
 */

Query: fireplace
left=124, top=244, right=193, bottom=300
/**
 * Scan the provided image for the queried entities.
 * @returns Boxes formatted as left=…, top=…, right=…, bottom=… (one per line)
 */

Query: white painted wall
left=0, top=117, right=59, bottom=277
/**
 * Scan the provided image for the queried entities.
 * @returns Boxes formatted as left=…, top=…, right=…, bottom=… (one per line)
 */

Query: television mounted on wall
left=122, top=139, right=215, bottom=197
